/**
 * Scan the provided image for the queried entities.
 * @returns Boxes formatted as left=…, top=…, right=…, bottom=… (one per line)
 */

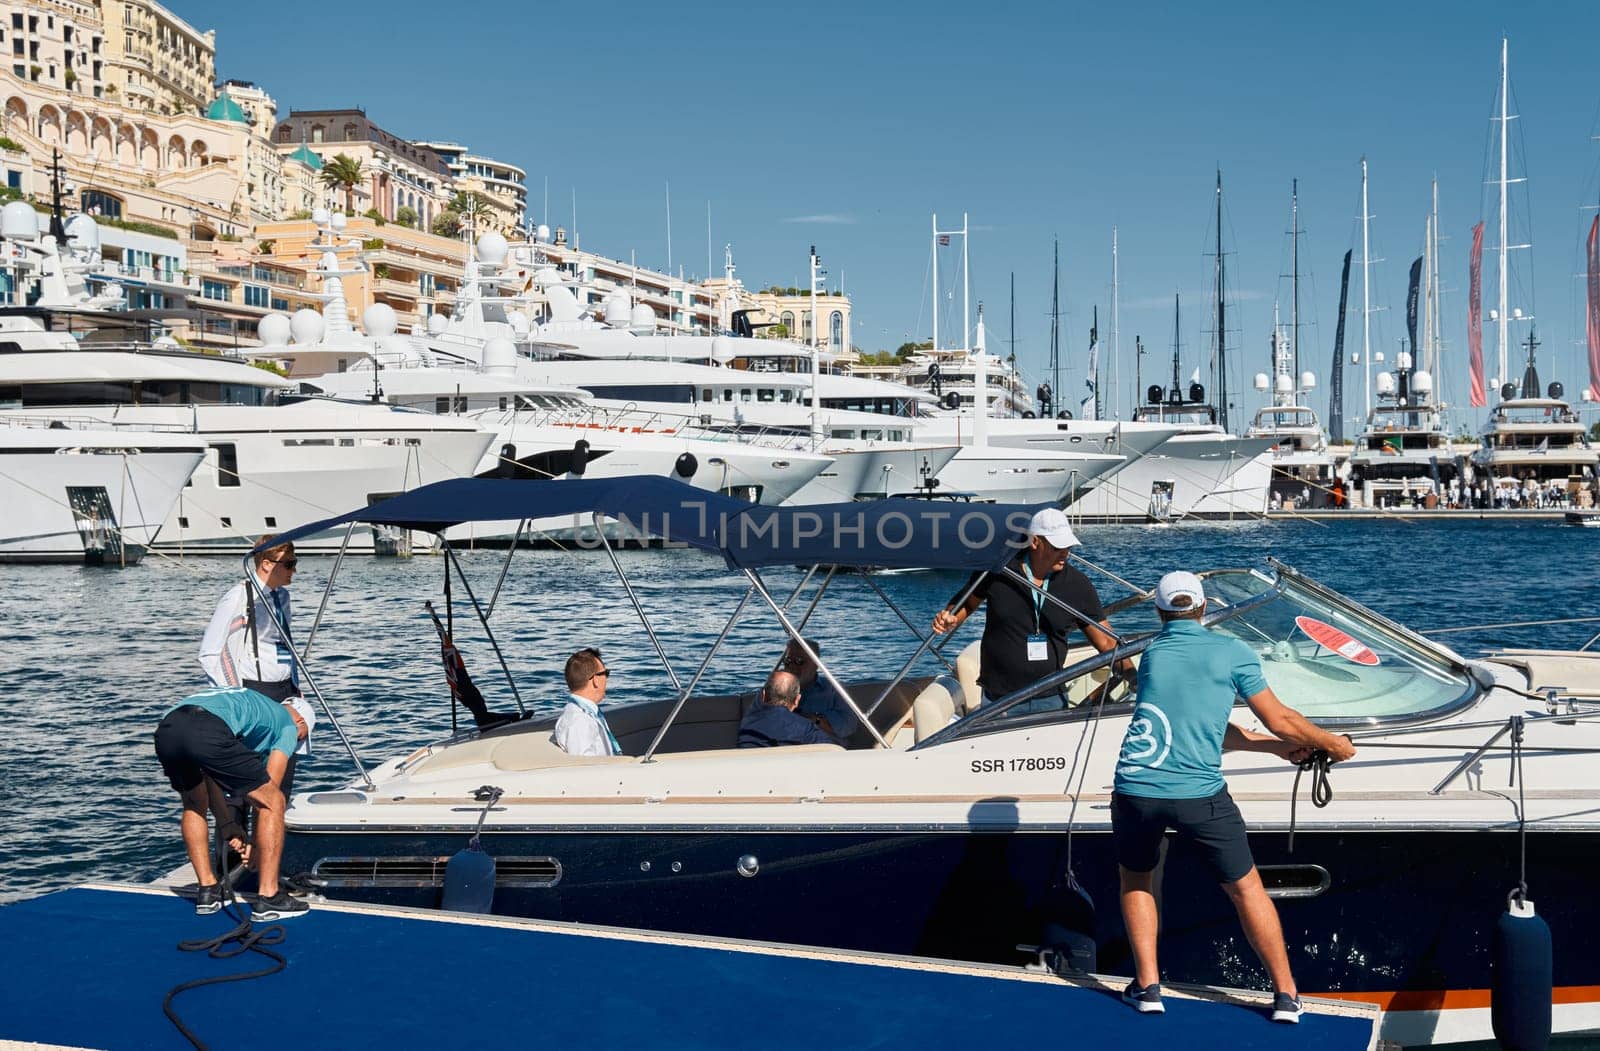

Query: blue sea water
left=2, top=517, right=1597, bottom=907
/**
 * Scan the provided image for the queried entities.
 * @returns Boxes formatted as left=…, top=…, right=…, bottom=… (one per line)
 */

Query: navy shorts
left=1111, top=788, right=1255, bottom=884
left=154, top=706, right=271, bottom=800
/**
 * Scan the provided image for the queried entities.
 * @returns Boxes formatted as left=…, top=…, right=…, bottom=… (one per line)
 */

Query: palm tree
left=319, top=153, right=365, bottom=214
left=448, top=191, right=491, bottom=237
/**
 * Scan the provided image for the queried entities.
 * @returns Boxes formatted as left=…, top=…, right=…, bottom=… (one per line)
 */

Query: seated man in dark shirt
left=738, top=670, right=839, bottom=748
left=932, top=506, right=1133, bottom=710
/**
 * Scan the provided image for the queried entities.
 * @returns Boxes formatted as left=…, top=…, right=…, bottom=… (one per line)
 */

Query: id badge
left=1026, top=633, right=1048, bottom=661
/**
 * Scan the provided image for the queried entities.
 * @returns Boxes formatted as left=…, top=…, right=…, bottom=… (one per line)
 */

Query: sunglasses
left=276, top=558, right=299, bottom=569
left=593, top=669, right=610, bottom=679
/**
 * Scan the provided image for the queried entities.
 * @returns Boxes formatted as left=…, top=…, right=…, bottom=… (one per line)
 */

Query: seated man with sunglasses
left=552, top=647, right=622, bottom=756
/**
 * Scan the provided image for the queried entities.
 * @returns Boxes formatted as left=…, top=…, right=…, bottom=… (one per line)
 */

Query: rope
left=162, top=816, right=289, bottom=1050
left=1510, top=715, right=1528, bottom=904
left=1287, top=746, right=1335, bottom=854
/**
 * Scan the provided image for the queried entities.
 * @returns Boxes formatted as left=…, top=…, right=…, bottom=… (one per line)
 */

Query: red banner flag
left=1587, top=216, right=1600, bottom=402
left=1468, top=221, right=1486, bottom=407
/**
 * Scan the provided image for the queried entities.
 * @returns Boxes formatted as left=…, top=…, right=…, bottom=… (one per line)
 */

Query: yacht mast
left=1214, top=170, right=1229, bottom=430
left=809, top=244, right=822, bottom=439
left=1291, top=178, right=1300, bottom=386
left=1430, top=179, right=1442, bottom=382
left=1498, top=36, right=1510, bottom=389
left=1111, top=227, right=1120, bottom=419
left=1361, top=157, right=1372, bottom=418
left=931, top=214, right=940, bottom=353
left=1008, top=271, right=1016, bottom=418
left=1050, top=239, right=1061, bottom=411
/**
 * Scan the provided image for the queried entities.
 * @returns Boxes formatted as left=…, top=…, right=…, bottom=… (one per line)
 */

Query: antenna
left=1361, top=156, right=1372, bottom=418
left=1111, top=227, right=1120, bottom=420
left=1212, top=170, right=1229, bottom=430
left=1050, top=239, right=1061, bottom=408
left=665, top=180, right=673, bottom=274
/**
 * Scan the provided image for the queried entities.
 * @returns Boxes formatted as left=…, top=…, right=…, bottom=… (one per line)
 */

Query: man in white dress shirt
left=552, top=647, right=621, bottom=757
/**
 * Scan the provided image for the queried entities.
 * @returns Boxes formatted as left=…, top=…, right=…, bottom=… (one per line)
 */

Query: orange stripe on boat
left=1312, top=986, right=1600, bottom=1011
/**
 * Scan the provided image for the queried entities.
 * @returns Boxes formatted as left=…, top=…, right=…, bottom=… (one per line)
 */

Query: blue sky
left=199, top=0, right=1600, bottom=431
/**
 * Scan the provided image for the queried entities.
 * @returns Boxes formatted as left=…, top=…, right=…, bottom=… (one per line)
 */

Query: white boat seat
left=911, top=674, right=966, bottom=744
left=951, top=640, right=1132, bottom=710
left=954, top=641, right=982, bottom=711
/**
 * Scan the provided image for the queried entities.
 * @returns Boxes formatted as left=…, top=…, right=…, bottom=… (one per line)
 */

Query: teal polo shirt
left=1113, top=619, right=1268, bottom=799
left=168, top=686, right=299, bottom=758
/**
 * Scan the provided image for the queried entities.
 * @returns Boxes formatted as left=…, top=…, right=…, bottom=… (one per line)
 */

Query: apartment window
left=244, top=284, right=268, bottom=308
left=10, top=14, right=20, bottom=29
left=28, top=15, right=37, bottom=32
left=270, top=297, right=288, bottom=312
left=63, top=26, right=71, bottom=42
left=11, top=40, right=20, bottom=55
left=11, top=64, right=21, bottom=78
left=200, top=280, right=229, bottom=301
left=6, top=171, right=20, bottom=190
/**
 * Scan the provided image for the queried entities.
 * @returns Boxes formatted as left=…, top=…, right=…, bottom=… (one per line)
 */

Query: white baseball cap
left=284, top=697, right=316, bottom=756
left=1154, top=571, right=1206, bottom=612
left=1028, top=507, right=1080, bottom=549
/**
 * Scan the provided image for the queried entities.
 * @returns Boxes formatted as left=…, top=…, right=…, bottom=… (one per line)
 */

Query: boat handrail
left=0, top=411, right=196, bottom=434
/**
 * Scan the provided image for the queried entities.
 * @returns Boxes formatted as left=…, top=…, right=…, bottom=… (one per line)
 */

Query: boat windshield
left=938, top=566, right=1480, bottom=742
left=1199, top=569, right=1478, bottom=726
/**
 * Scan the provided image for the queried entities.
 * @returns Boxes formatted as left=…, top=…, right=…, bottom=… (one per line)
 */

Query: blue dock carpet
left=0, top=884, right=1379, bottom=1050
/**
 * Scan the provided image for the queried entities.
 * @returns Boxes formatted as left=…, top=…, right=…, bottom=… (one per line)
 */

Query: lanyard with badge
left=1027, top=575, right=1052, bottom=661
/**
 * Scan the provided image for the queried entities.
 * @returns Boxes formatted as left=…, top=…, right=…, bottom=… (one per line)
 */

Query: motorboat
left=0, top=206, right=494, bottom=553
left=0, top=414, right=203, bottom=563
left=260, top=475, right=1600, bottom=1048
left=1471, top=330, right=1598, bottom=508
left=1246, top=322, right=1337, bottom=509
left=1347, top=351, right=1464, bottom=509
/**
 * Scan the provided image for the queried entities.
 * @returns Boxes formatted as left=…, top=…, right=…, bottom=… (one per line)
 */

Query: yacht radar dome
left=507, top=311, right=531, bottom=335
left=426, top=313, right=448, bottom=335
left=711, top=336, right=735, bottom=363
left=1412, top=370, right=1434, bottom=394
left=329, top=212, right=348, bottom=232
left=1300, top=371, right=1317, bottom=390
left=1, top=201, right=40, bottom=240
left=290, top=307, right=326, bottom=345
left=1275, top=374, right=1293, bottom=394
left=475, top=232, right=509, bottom=264
left=483, top=337, right=517, bottom=377
left=1253, top=373, right=1270, bottom=392
left=630, top=304, right=655, bottom=334
left=1376, top=372, right=1396, bottom=396
left=362, top=303, right=398, bottom=338
left=64, top=213, right=99, bottom=251
left=259, top=313, right=292, bottom=346
left=1396, top=351, right=1412, bottom=370
left=311, top=208, right=330, bottom=226
left=603, top=291, right=632, bottom=328
left=1374, top=351, right=1386, bottom=364
left=536, top=224, right=551, bottom=242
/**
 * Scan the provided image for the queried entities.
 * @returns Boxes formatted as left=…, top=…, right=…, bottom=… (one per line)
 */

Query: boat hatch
left=313, top=856, right=562, bottom=889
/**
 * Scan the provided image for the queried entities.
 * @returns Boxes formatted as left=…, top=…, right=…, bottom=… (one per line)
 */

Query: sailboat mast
left=1497, top=36, right=1510, bottom=389
left=1111, top=228, right=1120, bottom=420
left=1291, top=178, right=1300, bottom=387
left=1051, top=240, right=1061, bottom=408
left=1172, top=293, right=1182, bottom=395
left=931, top=214, right=940, bottom=353
left=1009, top=271, right=1016, bottom=418
left=1430, top=179, right=1441, bottom=381
left=961, top=212, right=970, bottom=353
left=1361, top=157, right=1372, bottom=418
left=1214, top=170, right=1228, bottom=430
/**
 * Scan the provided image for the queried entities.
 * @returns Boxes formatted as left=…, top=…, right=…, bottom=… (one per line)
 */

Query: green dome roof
left=205, top=95, right=248, bottom=124
left=287, top=144, right=322, bottom=170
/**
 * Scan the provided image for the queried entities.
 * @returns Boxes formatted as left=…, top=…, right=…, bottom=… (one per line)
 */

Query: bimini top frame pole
left=593, top=512, right=683, bottom=693
left=300, top=521, right=355, bottom=661
left=743, top=566, right=890, bottom=749
left=859, top=569, right=984, bottom=719
left=239, top=546, right=375, bottom=791
left=641, top=584, right=756, bottom=763
left=441, top=541, right=527, bottom=718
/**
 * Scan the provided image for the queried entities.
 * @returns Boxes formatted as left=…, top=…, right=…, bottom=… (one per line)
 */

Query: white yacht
left=0, top=415, right=203, bottom=563
left=1246, top=323, right=1337, bottom=508
left=1471, top=331, right=1598, bottom=505
left=0, top=205, right=494, bottom=553
left=1347, top=352, right=1463, bottom=508
left=408, top=234, right=1106, bottom=505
